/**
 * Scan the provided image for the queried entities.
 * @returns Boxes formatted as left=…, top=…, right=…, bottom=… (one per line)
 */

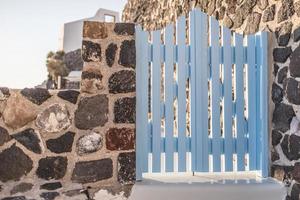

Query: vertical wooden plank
left=247, top=34, right=257, bottom=170
left=135, top=25, right=149, bottom=180
left=189, top=10, right=197, bottom=172
left=177, top=16, right=187, bottom=172
left=260, top=32, right=269, bottom=177
left=195, top=9, right=209, bottom=172
left=152, top=30, right=161, bottom=172
left=234, top=33, right=245, bottom=171
left=255, top=34, right=261, bottom=171
left=210, top=16, right=221, bottom=172
left=222, top=26, right=233, bottom=171
left=165, top=24, right=175, bottom=172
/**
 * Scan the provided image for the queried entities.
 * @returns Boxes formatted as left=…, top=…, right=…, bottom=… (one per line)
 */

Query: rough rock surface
left=272, top=83, right=283, bottom=104
left=20, top=88, right=51, bottom=105
left=0, top=144, right=33, bottom=182
left=40, top=192, right=60, bottom=200
left=273, top=103, right=295, bottom=132
left=71, top=159, right=113, bottom=183
left=0, top=126, right=11, bottom=146
left=114, top=23, right=135, bottom=35
left=12, top=128, right=42, bottom=154
left=118, top=152, right=135, bottom=184
left=275, top=22, right=293, bottom=46
left=109, top=70, right=135, bottom=93
left=57, top=90, right=80, bottom=104
left=46, top=131, right=75, bottom=153
left=36, top=156, right=67, bottom=180
left=64, top=49, right=83, bottom=71
left=82, top=40, right=101, bottom=62
left=281, top=134, right=300, bottom=160
left=118, top=40, right=136, bottom=68
left=285, top=78, right=300, bottom=105
left=75, top=95, right=108, bottom=130
left=10, top=182, right=33, bottom=195
left=290, top=46, right=300, bottom=78
left=36, top=104, right=71, bottom=133
left=80, top=68, right=104, bottom=94
left=262, top=4, right=275, bottom=22
left=273, top=47, right=292, bottom=63
left=106, top=128, right=135, bottom=151
left=105, top=43, right=118, bottom=67
left=277, top=66, right=288, bottom=84
left=76, top=131, right=103, bottom=155
left=40, top=182, right=62, bottom=191
left=114, top=97, right=136, bottom=123
left=0, top=87, right=10, bottom=101
left=83, top=21, right=108, bottom=39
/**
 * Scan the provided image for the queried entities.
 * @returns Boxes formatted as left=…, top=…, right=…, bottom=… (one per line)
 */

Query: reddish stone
left=106, top=128, right=135, bottom=151
left=293, top=163, right=300, bottom=183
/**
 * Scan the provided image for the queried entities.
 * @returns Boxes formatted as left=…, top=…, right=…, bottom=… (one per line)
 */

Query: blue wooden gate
left=136, top=9, right=269, bottom=181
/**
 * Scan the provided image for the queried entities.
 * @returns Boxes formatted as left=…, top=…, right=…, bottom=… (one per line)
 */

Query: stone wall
left=0, top=21, right=136, bottom=200
left=123, top=0, right=300, bottom=199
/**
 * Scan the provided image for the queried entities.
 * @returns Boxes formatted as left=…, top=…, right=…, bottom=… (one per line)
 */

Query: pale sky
left=0, top=0, right=127, bottom=89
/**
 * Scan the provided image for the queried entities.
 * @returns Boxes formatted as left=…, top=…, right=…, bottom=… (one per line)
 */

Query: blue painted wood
left=260, top=32, right=269, bottom=178
left=222, top=26, right=233, bottom=172
left=135, top=25, right=149, bottom=180
left=189, top=10, right=197, bottom=172
left=177, top=16, right=187, bottom=172
left=151, top=30, right=162, bottom=172
left=210, top=16, right=221, bottom=172
left=247, top=34, right=257, bottom=170
left=164, top=24, right=175, bottom=172
left=234, top=32, right=245, bottom=171
left=195, top=9, right=209, bottom=172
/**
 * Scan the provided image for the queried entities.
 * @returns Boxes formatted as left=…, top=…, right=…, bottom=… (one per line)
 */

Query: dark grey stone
left=109, top=70, right=135, bottom=94
left=36, top=156, right=67, bottom=180
left=2, top=196, right=27, bottom=200
left=64, top=49, right=83, bottom=71
left=272, top=83, right=283, bottom=104
left=12, top=128, right=41, bottom=154
left=40, top=182, right=62, bottom=191
left=272, top=103, right=295, bottom=132
left=57, top=90, right=80, bottom=104
left=81, top=70, right=103, bottom=80
left=71, top=159, right=113, bottom=183
left=82, top=40, right=101, bottom=62
left=277, top=0, right=295, bottom=23
left=105, top=43, right=118, bottom=67
left=10, top=183, right=33, bottom=195
left=46, top=132, right=75, bottom=154
left=20, top=88, right=51, bottom=105
left=40, top=192, right=59, bottom=200
left=272, top=130, right=283, bottom=146
left=294, top=26, right=300, bottom=42
left=271, top=151, right=280, bottom=162
left=118, top=152, right=135, bottom=185
left=114, top=23, right=135, bottom=35
left=118, top=40, right=136, bottom=68
left=291, top=183, right=300, bottom=200
left=275, top=22, right=293, bottom=46
left=281, top=134, right=300, bottom=161
left=273, top=47, right=292, bottom=63
left=262, top=4, right=275, bottom=22
left=278, top=66, right=288, bottom=84
left=0, top=144, right=33, bottom=182
left=75, top=95, right=108, bottom=130
left=0, top=87, right=10, bottom=100
left=274, top=63, right=280, bottom=77
left=284, top=78, right=300, bottom=105
left=0, top=126, right=11, bottom=146
left=290, top=46, right=300, bottom=77
left=114, top=97, right=136, bottom=123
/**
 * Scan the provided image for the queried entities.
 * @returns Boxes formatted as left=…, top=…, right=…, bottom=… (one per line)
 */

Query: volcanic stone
left=57, top=90, right=80, bottom=104
left=244, top=12, right=261, bottom=34
left=294, top=26, right=300, bottom=42
left=40, top=192, right=60, bottom=200
left=40, top=182, right=62, bottom=191
left=109, top=70, right=135, bottom=93
left=274, top=63, right=280, bottom=77
left=285, top=78, right=300, bottom=105
left=114, top=97, right=136, bottom=123
left=290, top=46, right=300, bottom=77
left=105, top=43, right=118, bottom=67
left=272, top=83, right=283, bottom=104
left=76, top=131, right=102, bottom=155
left=273, top=47, right=292, bottom=63
left=273, top=103, right=295, bottom=132
left=12, top=128, right=42, bottom=154
left=291, top=183, right=300, bottom=200
left=75, top=95, right=108, bottom=130
left=46, top=132, right=75, bottom=153
left=83, top=21, right=108, bottom=39
left=275, top=22, right=293, bottom=46
left=2, top=197, right=27, bottom=200
left=20, top=88, right=51, bottom=105
left=106, top=128, right=135, bottom=151
left=71, top=159, right=113, bottom=183
left=0, top=87, right=10, bottom=100
left=36, top=156, right=67, bottom=180
left=80, top=68, right=104, bottom=94
left=119, top=40, right=136, bottom=68
left=82, top=40, right=101, bottom=62
left=36, top=104, right=71, bottom=133
left=271, top=151, right=280, bottom=162
left=278, top=66, right=288, bottom=84
left=81, top=70, right=103, bottom=80
left=2, top=93, right=37, bottom=129
left=114, top=23, right=135, bottom=35
left=0, top=126, right=11, bottom=146
left=292, top=163, right=300, bottom=182
left=277, top=0, right=295, bottom=23
left=64, top=49, right=83, bottom=71
left=262, top=4, right=275, bottom=22
left=281, top=134, right=300, bottom=160
left=272, top=130, right=283, bottom=146
left=0, top=144, right=33, bottom=182
left=118, top=152, right=135, bottom=184
left=10, top=183, right=33, bottom=195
